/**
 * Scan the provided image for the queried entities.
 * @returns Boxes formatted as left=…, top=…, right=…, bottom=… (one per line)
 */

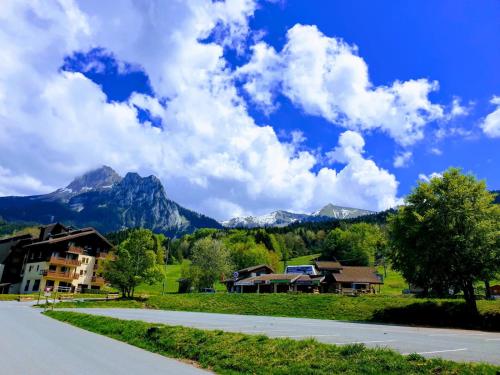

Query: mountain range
left=222, top=204, right=374, bottom=228
left=0, top=166, right=378, bottom=235
left=0, top=166, right=221, bottom=237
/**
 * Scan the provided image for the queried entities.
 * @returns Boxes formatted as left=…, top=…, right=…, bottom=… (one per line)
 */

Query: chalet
left=223, top=264, right=274, bottom=292
left=0, top=223, right=113, bottom=294
left=228, top=261, right=382, bottom=294
left=329, top=266, right=383, bottom=294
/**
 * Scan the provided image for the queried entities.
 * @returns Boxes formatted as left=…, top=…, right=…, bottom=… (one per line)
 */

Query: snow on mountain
left=222, top=204, right=375, bottom=228
left=222, top=210, right=308, bottom=228
left=311, top=203, right=374, bottom=220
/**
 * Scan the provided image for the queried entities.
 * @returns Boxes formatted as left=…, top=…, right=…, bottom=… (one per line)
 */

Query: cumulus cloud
left=480, top=96, right=500, bottom=138
left=0, top=0, right=401, bottom=220
left=393, top=151, right=413, bottom=168
left=238, top=24, right=447, bottom=146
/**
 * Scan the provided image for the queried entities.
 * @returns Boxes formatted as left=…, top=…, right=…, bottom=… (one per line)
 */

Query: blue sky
left=0, top=0, right=499, bottom=220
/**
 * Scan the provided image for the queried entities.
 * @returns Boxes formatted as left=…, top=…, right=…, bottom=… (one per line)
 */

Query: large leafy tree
left=388, top=168, right=500, bottom=314
left=183, top=237, right=233, bottom=289
left=321, top=223, right=384, bottom=266
left=103, top=228, right=163, bottom=298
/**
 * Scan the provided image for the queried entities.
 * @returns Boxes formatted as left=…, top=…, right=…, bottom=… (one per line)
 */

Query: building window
left=80, top=270, right=83, bottom=276
left=24, top=280, right=30, bottom=292
left=32, top=279, right=40, bottom=292
left=29, top=265, right=33, bottom=272
left=36, top=265, right=39, bottom=271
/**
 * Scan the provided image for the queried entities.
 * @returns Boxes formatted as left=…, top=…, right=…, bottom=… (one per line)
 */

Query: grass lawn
left=376, top=267, right=408, bottom=295
left=52, top=293, right=500, bottom=331
left=135, top=261, right=186, bottom=294
left=134, top=259, right=226, bottom=294
left=45, top=311, right=498, bottom=374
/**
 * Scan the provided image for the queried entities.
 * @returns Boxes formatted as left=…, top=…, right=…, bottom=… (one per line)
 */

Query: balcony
left=96, top=252, right=109, bottom=259
left=49, top=256, right=81, bottom=267
left=67, top=246, right=84, bottom=255
left=43, top=270, right=79, bottom=281
left=91, top=276, right=106, bottom=286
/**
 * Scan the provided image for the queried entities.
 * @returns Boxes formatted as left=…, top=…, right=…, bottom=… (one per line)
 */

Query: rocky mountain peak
left=66, top=166, right=122, bottom=193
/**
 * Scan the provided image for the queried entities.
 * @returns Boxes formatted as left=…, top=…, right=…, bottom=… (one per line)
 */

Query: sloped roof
left=315, top=261, right=342, bottom=270
left=235, top=273, right=300, bottom=285
left=332, top=266, right=382, bottom=284
left=237, top=264, right=274, bottom=274
left=24, top=228, right=113, bottom=248
left=0, top=234, right=33, bottom=263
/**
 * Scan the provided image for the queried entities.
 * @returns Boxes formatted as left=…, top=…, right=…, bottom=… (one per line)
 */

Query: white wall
left=20, top=261, right=46, bottom=294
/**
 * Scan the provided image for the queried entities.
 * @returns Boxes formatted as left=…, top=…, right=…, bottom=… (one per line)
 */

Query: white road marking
left=404, top=348, right=468, bottom=355
left=485, top=338, right=500, bottom=341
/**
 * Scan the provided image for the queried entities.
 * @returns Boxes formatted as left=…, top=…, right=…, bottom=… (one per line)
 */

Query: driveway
left=0, top=302, right=210, bottom=375
left=63, top=307, right=500, bottom=365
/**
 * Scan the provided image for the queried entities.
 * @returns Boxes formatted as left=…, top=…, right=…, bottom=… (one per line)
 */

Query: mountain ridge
left=0, top=166, right=221, bottom=237
left=222, top=204, right=375, bottom=228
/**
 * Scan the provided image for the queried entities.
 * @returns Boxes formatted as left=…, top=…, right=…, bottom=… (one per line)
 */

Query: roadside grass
left=44, top=311, right=499, bottom=375
left=0, top=292, right=113, bottom=301
left=51, top=293, right=500, bottom=331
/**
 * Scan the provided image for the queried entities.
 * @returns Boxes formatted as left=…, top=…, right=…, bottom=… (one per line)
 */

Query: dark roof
left=25, top=228, right=113, bottom=248
left=315, top=261, right=342, bottom=270
left=0, top=234, right=34, bottom=263
left=0, top=233, right=33, bottom=244
left=332, top=267, right=383, bottom=284
left=38, top=222, right=70, bottom=241
left=237, top=264, right=274, bottom=274
left=235, top=273, right=300, bottom=285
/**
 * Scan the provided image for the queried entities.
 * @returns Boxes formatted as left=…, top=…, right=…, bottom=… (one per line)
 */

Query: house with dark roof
left=222, top=264, right=274, bottom=292
left=0, top=223, right=113, bottom=294
left=226, top=260, right=382, bottom=294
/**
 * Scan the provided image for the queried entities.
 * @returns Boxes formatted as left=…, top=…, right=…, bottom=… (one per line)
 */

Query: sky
left=0, top=0, right=499, bottom=221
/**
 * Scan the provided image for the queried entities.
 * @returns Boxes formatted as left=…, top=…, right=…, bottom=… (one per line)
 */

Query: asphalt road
left=0, top=302, right=209, bottom=375
left=64, top=307, right=500, bottom=365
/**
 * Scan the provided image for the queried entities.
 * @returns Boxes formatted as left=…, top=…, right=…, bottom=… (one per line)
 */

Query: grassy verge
left=45, top=311, right=498, bottom=374
left=51, top=293, right=500, bottom=331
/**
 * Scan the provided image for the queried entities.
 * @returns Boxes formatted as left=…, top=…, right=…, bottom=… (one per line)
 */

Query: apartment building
left=0, top=223, right=113, bottom=294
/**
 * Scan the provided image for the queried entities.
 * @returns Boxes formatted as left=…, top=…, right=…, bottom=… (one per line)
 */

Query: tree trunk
left=485, top=279, right=491, bottom=300
left=463, top=280, right=479, bottom=317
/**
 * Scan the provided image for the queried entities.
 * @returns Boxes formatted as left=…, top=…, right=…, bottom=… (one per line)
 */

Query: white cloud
left=393, top=151, right=412, bottom=168
left=238, top=24, right=446, bottom=146
left=418, top=172, right=442, bottom=182
left=430, top=147, right=442, bottom=156
left=0, top=0, right=401, bottom=220
left=448, top=97, right=471, bottom=119
left=480, top=96, right=500, bottom=138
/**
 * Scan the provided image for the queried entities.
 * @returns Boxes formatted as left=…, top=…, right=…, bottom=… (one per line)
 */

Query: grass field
left=52, top=292, right=500, bottom=331
left=135, top=261, right=186, bottom=294
left=45, top=311, right=498, bottom=374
